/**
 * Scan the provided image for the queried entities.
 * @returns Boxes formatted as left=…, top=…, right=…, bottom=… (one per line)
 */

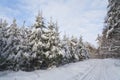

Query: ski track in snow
left=0, top=59, right=120, bottom=80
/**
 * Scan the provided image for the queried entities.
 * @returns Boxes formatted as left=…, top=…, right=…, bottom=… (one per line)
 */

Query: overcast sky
left=0, top=0, right=108, bottom=46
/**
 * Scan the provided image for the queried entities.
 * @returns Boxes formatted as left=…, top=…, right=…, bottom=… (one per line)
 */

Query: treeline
left=0, top=13, right=91, bottom=71
left=96, top=0, right=120, bottom=58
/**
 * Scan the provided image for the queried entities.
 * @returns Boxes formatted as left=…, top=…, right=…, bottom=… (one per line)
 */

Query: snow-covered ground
left=0, top=59, right=120, bottom=80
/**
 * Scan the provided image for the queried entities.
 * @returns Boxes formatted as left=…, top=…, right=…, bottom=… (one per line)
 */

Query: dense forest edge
left=0, top=0, right=120, bottom=71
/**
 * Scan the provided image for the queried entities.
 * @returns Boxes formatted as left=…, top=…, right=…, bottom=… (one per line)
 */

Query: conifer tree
left=43, top=19, right=63, bottom=67
left=0, top=19, right=8, bottom=70
left=69, top=36, right=78, bottom=62
left=61, top=34, right=71, bottom=63
left=76, top=36, right=85, bottom=60
left=28, top=12, right=48, bottom=69
left=2, top=19, right=22, bottom=71
left=101, top=0, right=120, bottom=58
left=18, top=23, right=32, bottom=71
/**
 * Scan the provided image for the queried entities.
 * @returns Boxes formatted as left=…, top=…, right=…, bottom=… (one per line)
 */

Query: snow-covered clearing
left=0, top=59, right=120, bottom=80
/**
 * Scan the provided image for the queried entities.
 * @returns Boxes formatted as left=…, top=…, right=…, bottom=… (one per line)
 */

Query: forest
left=0, top=0, right=120, bottom=72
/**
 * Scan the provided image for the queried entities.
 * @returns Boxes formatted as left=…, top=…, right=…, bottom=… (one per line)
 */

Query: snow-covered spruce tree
left=0, top=19, right=8, bottom=70
left=74, top=36, right=90, bottom=60
left=101, top=0, right=120, bottom=58
left=61, top=35, right=89, bottom=63
left=68, top=36, right=79, bottom=62
left=17, top=23, right=32, bottom=71
left=2, top=19, right=23, bottom=71
left=28, top=12, right=48, bottom=70
left=61, top=35, right=71, bottom=63
left=76, top=36, right=86, bottom=60
left=43, top=19, right=63, bottom=67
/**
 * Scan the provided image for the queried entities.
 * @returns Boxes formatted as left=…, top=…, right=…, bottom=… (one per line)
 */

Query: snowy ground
left=0, top=59, right=120, bottom=80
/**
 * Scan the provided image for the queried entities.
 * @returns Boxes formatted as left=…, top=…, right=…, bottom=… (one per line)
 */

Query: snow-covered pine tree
left=0, top=19, right=8, bottom=70
left=61, top=34, right=71, bottom=63
left=74, top=36, right=90, bottom=60
left=43, top=19, right=63, bottom=67
left=76, top=36, right=85, bottom=60
left=0, top=19, right=8, bottom=55
left=28, top=12, right=47, bottom=70
left=17, top=22, right=32, bottom=71
left=101, top=0, right=120, bottom=58
left=53, top=22, right=63, bottom=66
left=61, top=35, right=89, bottom=63
left=2, top=19, right=23, bottom=71
left=69, top=36, right=78, bottom=62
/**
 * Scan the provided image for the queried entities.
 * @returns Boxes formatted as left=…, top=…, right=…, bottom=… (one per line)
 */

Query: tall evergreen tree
left=101, top=0, right=120, bottom=58
left=2, top=19, right=23, bottom=71
left=17, top=24, right=32, bottom=71
left=76, top=36, right=85, bottom=60
left=43, top=19, right=63, bottom=67
left=0, top=19, right=8, bottom=70
left=69, top=36, right=78, bottom=61
left=28, top=12, right=47, bottom=70
left=61, top=34, right=71, bottom=63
